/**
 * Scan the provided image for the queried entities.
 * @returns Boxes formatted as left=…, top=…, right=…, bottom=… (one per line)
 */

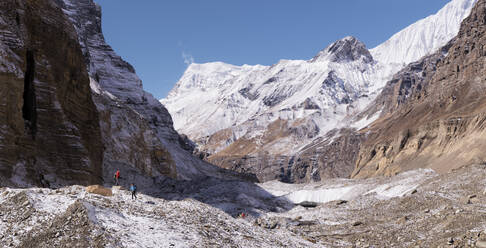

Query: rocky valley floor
left=0, top=164, right=485, bottom=248
left=259, top=164, right=486, bottom=247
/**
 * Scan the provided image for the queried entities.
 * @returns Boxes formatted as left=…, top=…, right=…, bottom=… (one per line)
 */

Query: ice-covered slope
left=371, top=0, right=477, bottom=66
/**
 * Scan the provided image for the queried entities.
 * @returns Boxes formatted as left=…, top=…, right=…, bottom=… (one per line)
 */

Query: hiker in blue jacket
left=130, top=183, right=137, bottom=200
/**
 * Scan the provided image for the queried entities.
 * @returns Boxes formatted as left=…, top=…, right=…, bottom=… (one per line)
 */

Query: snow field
left=261, top=168, right=437, bottom=204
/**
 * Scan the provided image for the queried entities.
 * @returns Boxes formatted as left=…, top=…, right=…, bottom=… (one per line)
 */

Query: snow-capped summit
left=311, top=36, right=373, bottom=64
left=161, top=35, right=380, bottom=151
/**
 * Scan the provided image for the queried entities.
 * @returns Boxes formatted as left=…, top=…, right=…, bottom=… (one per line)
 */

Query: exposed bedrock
left=0, top=0, right=103, bottom=186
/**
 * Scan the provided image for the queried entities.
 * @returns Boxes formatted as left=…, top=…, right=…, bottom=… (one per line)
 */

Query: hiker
left=38, top=173, right=50, bottom=188
left=130, top=183, right=137, bottom=200
left=114, top=169, right=120, bottom=186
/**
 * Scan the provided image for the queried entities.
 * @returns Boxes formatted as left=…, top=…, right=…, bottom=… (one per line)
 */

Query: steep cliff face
left=353, top=0, right=486, bottom=178
left=0, top=0, right=103, bottom=187
left=0, top=0, right=251, bottom=189
left=55, top=0, right=247, bottom=182
left=53, top=0, right=177, bottom=181
left=359, top=40, right=455, bottom=119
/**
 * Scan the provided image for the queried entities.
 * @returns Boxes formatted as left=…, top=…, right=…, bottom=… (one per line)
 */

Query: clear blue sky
left=94, top=0, right=450, bottom=99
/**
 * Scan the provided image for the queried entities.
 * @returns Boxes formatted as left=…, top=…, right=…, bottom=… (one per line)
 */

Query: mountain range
left=161, top=0, right=478, bottom=183
left=2, top=0, right=486, bottom=247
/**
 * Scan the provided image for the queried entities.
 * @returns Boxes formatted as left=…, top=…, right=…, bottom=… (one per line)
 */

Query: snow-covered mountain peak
left=371, top=0, right=477, bottom=66
left=311, top=36, right=373, bottom=64
left=160, top=0, right=477, bottom=165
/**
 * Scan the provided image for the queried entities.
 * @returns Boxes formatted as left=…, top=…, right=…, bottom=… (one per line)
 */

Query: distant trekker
left=130, top=183, right=137, bottom=200
left=114, top=169, right=120, bottom=186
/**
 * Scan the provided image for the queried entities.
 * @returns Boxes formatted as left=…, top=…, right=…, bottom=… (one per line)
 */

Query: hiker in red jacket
left=114, top=169, right=120, bottom=186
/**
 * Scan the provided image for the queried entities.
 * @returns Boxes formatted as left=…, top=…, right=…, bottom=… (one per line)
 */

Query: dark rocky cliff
left=0, top=0, right=256, bottom=188
left=0, top=0, right=103, bottom=186
left=53, top=0, right=253, bottom=183
left=206, top=126, right=362, bottom=183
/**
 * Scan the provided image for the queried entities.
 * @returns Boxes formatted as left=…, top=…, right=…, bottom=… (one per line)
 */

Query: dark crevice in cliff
left=22, top=50, right=37, bottom=139
left=15, top=12, right=20, bottom=25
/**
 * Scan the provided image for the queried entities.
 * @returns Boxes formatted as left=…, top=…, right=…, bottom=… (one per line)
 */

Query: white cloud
left=182, top=51, right=194, bottom=66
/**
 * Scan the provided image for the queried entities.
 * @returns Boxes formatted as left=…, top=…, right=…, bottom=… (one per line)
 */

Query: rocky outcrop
left=85, top=185, right=113, bottom=196
left=290, top=129, right=364, bottom=182
left=311, top=36, right=374, bottom=63
left=353, top=0, right=486, bottom=178
left=0, top=0, right=103, bottom=187
left=208, top=128, right=363, bottom=183
left=359, top=40, right=455, bottom=119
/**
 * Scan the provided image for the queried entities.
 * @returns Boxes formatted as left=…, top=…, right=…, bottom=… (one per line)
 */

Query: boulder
left=298, top=201, right=319, bottom=208
left=297, top=220, right=316, bottom=226
left=112, top=186, right=125, bottom=191
left=86, top=185, right=112, bottom=197
left=447, top=237, right=454, bottom=245
left=464, top=195, right=480, bottom=204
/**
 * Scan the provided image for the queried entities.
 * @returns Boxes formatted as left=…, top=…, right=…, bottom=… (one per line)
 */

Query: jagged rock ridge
left=311, top=36, right=374, bottom=63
